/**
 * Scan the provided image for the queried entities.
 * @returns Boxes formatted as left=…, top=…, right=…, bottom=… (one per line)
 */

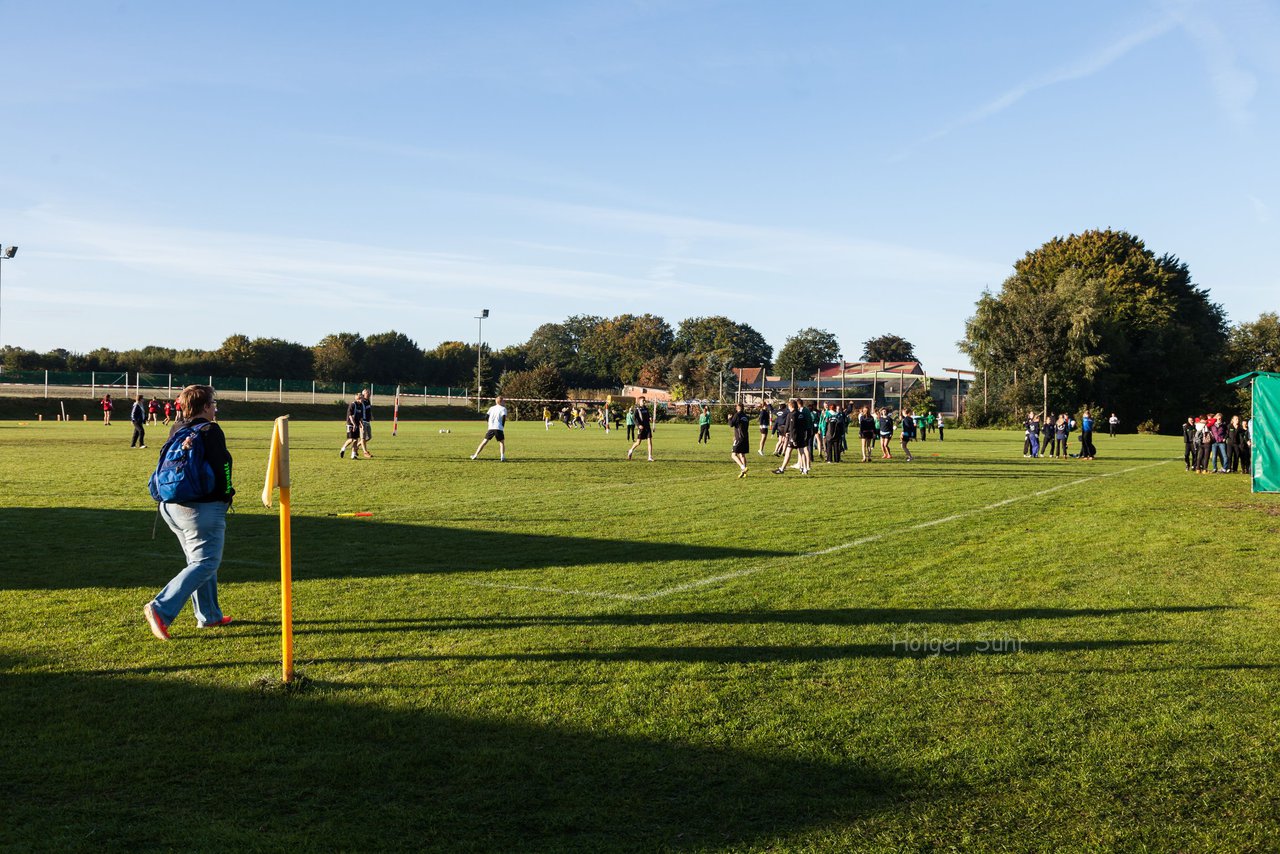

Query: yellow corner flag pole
left=262, top=416, right=294, bottom=682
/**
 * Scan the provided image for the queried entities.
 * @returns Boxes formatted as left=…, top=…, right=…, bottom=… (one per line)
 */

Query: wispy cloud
left=894, top=15, right=1178, bottom=161
left=14, top=208, right=752, bottom=314
left=489, top=195, right=1008, bottom=286
left=1166, top=1, right=1260, bottom=127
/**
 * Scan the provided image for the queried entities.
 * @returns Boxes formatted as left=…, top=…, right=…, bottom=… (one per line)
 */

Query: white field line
left=457, top=581, right=641, bottom=601
left=460, top=460, right=1173, bottom=602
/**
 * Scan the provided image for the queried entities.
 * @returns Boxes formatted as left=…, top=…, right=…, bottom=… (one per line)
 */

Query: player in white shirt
left=471, top=396, right=509, bottom=461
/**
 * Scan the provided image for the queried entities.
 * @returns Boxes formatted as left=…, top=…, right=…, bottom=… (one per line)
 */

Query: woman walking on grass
left=143, top=384, right=235, bottom=641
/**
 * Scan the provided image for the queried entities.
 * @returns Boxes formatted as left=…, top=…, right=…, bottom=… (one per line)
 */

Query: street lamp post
left=0, top=245, right=17, bottom=359
left=475, top=309, right=489, bottom=411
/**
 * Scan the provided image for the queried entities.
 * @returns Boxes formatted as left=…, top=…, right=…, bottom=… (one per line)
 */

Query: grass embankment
left=1, top=421, right=1277, bottom=851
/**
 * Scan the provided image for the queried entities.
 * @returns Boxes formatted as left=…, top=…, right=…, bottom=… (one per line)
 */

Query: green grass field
left=2, top=417, right=1278, bottom=852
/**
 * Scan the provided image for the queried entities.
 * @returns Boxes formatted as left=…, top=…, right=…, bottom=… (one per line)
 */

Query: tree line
left=0, top=317, right=916, bottom=400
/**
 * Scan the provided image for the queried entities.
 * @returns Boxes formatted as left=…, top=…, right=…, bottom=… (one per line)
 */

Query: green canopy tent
left=1226, top=370, right=1280, bottom=493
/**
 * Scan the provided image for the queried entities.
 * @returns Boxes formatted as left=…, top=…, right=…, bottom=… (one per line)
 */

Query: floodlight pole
left=839, top=355, right=845, bottom=404
left=475, top=309, right=489, bottom=411
left=0, top=245, right=17, bottom=358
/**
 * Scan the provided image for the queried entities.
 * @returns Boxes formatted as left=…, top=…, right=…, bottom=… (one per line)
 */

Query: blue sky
left=1, top=0, right=1277, bottom=375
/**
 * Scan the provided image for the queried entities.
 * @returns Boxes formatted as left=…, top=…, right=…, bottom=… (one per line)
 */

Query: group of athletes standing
left=739, top=400, right=937, bottom=477
left=721, top=399, right=938, bottom=477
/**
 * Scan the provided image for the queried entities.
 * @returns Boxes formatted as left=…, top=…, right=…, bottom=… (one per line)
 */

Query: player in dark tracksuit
left=1182, top=417, right=1196, bottom=470
left=130, top=394, right=147, bottom=448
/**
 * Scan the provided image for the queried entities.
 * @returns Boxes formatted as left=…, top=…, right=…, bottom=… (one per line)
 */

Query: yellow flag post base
left=250, top=672, right=312, bottom=693
left=262, top=416, right=295, bottom=683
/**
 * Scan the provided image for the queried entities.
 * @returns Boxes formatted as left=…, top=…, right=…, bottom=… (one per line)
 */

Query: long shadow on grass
left=307, top=639, right=1165, bottom=667
left=1, top=659, right=900, bottom=851
left=82, top=640, right=1168, bottom=675
left=294, top=605, right=1230, bottom=634
left=0, top=507, right=785, bottom=590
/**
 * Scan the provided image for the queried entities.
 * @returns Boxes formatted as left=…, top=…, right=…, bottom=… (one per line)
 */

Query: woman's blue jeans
left=1211, top=442, right=1228, bottom=471
left=151, top=501, right=227, bottom=626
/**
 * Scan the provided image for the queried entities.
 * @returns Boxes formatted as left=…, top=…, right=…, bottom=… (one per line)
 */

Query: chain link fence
left=0, top=369, right=472, bottom=406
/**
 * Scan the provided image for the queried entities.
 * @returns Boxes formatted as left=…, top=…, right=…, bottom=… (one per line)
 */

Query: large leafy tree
left=774, top=328, right=840, bottom=379
left=422, top=340, right=477, bottom=388
left=1228, top=312, right=1280, bottom=374
left=1227, top=312, right=1280, bottom=411
left=524, top=323, right=575, bottom=370
left=313, top=333, right=366, bottom=382
left=580, top=313, right=674, bottom=384
left=861, top=334, right=916, bottom=362
left=217, top=335, right=256, bottom=374
left=362, top=331, right=423, bottom=385
left=961, top=229, right=1228, bottom=429
left=674, top=316, right=771, bottom=369
left=497, top=364, right=567, bottom=417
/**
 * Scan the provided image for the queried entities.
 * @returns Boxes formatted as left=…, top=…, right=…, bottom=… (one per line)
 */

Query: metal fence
left=0, top=369, right=472, bottom=406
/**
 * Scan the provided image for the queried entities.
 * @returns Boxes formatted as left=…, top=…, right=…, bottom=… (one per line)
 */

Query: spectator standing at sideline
left=101, top=393, right=113, bottom=425
left=1210, top=413, right=1229, bottom=473
left=130, top=394, right=147, bottom=448
left=1182, top=416, right=1196, bottom=471
left=1079, top=410, right=1096, bottom=460
left=1108, top=413, right=1119, bottom=437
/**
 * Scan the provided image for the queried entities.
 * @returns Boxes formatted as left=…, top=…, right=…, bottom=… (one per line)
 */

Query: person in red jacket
left=100, top=394, right=114, bottom=425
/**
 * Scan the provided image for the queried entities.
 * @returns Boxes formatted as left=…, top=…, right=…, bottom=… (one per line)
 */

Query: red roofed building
left=817, top=360, right=924, bottom=379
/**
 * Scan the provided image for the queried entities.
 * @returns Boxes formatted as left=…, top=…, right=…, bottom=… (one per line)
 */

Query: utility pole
left=474, top=309, right=489, bottom=411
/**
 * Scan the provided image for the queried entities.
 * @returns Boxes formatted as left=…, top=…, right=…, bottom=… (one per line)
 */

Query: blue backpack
left=149, top=423, right=215, bottom=503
